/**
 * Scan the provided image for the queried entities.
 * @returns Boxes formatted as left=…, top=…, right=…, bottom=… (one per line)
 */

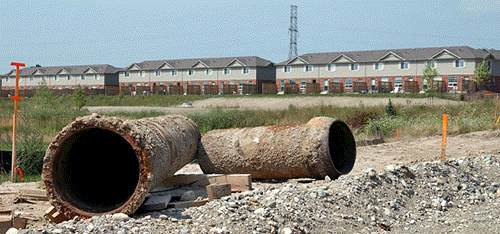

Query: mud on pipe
left=42, top=114, right=201, bottom=218
left=198, top=117, right=356, bottom=180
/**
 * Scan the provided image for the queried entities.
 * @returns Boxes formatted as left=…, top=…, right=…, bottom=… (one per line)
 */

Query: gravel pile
left=14, top=154, right=500, bottom=234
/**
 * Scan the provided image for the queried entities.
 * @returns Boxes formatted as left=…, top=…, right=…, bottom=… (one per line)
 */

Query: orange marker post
left=10, top=62, right=25, bottom=182
left=441, top=114, right=448, bottom=163
left=396, top=128, right=400, bottom=140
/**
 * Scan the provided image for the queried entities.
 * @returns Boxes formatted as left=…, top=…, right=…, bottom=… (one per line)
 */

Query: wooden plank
left=141, top=195, right=171, bottom=212
left=169, top=198, right=209, bottom=209
left=206, top=183, right=232, bottom=201
left=226, top=174, right=252, bottom=191
left=0, top=216, right=11, bottom=234
left=18, top=189, right=48, bottom=201
left=44, top=206, right=68, bottom=223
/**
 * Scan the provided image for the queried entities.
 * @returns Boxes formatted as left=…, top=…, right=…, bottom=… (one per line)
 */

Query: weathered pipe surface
left=198, top=117, right=356, bottom=180
left=42, top=114, right=200, bottom=218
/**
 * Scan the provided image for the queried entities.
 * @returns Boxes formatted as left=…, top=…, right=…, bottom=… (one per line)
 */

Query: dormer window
left=284, top=66, right=291, bottom=73
left=125, top=71, right=130, bottom=77
left=224, top=68, right=231, bottom=74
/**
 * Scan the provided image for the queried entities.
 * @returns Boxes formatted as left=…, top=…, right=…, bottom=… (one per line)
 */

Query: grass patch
left=0, top=173, right=42, bottom=183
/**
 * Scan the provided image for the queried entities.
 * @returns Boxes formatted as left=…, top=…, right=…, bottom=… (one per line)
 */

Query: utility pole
left=288, top=5, right=298, bottom=59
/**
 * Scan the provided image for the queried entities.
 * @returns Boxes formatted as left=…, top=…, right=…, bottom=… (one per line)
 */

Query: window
left=206, top=68, right=213, bottom=75
left=284, top=66, right=291, bottom=73
left=394, top=77, right=402, bottom=88
left=455, top=60, right=465, bottom=68
left=305, top=65, right=313, bottom=72
left=333, top=78, right=340, bottom=83
left=400, top=62, right=409, bottom=70
left=381, top=77, right=389, bottom=82
left=289, top=79, right=295, bottom=84
left=374, top=62, right=384, bottom=70
left=323, top=80, right=329, bottom=91
left=80, top=75, right=85, bottom=80
left=248, top=81, right=253, bottom=85
left=300, top=80, right=306, bottom=89
left=155, top=70, right=161, bottom=76
left=94, top=74, right=98, bottom=80
left=345, top=78, right=353, bottom=89
left=448, top=76, right=457, bottom=87
left=350, top=64, right=359, bottom=71
left=139, top=71, right=145, bottom=77
left=30, top=76, right=34, bottom=81
left=224, top=68, right=231, bottom=74
left=67, top=75, right=71, bottom=80
left=4, top=77, right=8, bottom=82
left=125, top=71, right=130, bottom=77
left=238, top=81, right=244, bottom=90
left=243, top=67, right=249, bottom=74
left=171, top=70, right=178, bottom=76
left=188, top=69, right=195, bottom=76
left=54, top=75, right=59, bottom=81
left=327, top=64, right=335, bottom=71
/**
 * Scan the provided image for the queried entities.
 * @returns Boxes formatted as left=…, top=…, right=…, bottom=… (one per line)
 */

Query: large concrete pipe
left=198, top=117, right=356, bottom=180
left=42, top=114, right=200, bottom=218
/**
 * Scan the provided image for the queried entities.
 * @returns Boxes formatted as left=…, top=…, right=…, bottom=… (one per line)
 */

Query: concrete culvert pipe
left=198, top=117, right=356, bottom=180
left=42, top=114, right=201, bottom=218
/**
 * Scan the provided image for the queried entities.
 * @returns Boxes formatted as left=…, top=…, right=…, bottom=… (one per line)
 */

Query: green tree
left=72, top=86, right=86, bottom=110
left=474, top=59, right=491, bottom=91
left=422, top=59, right=439, bottom=93
left=386, top=98, right=397, bottom=117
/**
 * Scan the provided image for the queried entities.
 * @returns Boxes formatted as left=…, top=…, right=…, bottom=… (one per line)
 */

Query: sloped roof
left=277, top=46, right=495, bottom=65
left=121, top=56, right=274, bottom=71
left=2, top=64, right=119, bottom=76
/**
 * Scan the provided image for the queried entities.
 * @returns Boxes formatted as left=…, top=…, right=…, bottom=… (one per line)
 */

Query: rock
left=112, top=213, right=130, bottom=221
left=325, top=175, right=332, bottom=182
left=317, top=189, right=327, bottom=198
left=181, top=190, right=197, bottom=201
left=159, top=214, right=169, bottom=220
left=5, top=228, right=19, bottom=234
left=280, top=227, right=293, bottom=234
left=309, top=191, right=318, bottom=199
left=365, top=168, right=377, bottom=178
left=254, top=208, right=266, bottom=216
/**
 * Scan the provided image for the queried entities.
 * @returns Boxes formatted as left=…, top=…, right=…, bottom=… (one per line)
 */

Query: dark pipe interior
left=328, top=121, right=356, bottom=175
left=53, top=128, right=139, bottom=213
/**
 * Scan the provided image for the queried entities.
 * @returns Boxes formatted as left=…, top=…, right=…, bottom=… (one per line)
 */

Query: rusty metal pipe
left=42, top=114, right=200, bottom=218
left=198, top=117, right=356, bottom=179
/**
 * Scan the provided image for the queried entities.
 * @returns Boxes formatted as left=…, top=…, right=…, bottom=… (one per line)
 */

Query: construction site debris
left=198, top=117, right=356, bottom=179
left=42, top=114, right=201, bottom=219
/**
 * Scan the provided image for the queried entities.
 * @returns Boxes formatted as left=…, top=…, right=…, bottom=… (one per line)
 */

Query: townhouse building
left=118, top=56, right=275, bottom=95
left=276, top=46, right=500, bottom=94
left=0, top=64, right=120, bottom=96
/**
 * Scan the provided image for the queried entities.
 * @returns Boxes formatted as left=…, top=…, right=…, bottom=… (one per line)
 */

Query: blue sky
left=1, top=0, right=499, bottom=73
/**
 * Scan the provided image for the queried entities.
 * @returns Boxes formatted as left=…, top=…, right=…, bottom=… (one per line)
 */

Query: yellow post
left=441, top=114, right=448, bottom=163
left=10, top=62, right=25, bottom=182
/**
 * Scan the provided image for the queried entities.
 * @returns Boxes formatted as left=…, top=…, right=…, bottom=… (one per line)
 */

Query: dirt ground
left=2, top=128, right=498, bottom=228
left=1, top=96, right=496, bottom=229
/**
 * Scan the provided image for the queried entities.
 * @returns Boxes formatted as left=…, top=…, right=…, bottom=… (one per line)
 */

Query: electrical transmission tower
left=288, top=5, right=298, bottom=59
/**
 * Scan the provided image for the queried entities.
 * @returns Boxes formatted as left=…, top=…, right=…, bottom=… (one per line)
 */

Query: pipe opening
left=52, top=128, right=140, bottom=214
left=328, top=121, right=356, bottom=175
